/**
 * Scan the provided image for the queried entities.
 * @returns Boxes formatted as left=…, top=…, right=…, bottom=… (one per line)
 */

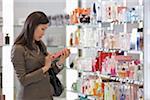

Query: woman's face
left=33, top=23, right=49, bottom=41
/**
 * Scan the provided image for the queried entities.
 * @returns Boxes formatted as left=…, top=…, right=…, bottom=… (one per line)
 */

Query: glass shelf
left=66, top=68, right=143, bottom=86
left=11, top=21, right=143, bottom=28
left=67, top=90, right=101, bottom=100
left=67, top=46, right=143, bottom=54
left=66, top=68, right=78, bottom=71
left=67, top=20, right=143, bottom=28
left=67, top=90, right=78, bottom=94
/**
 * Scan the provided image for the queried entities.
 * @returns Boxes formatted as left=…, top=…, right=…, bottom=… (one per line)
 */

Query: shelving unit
left=66, top=0, right=144, bottom=99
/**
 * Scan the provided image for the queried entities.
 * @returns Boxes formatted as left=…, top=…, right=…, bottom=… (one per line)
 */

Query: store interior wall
left=14, top=0, right=65, bottom=45
left=14, top=0, right=66, bottom=46
left=14, top=1, right=66, bottom=24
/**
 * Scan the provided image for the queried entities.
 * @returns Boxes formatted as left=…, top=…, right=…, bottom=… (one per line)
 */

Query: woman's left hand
left=57, top=48, right=70, bottom=65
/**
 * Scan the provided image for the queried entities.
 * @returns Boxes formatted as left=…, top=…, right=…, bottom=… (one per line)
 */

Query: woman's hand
left=57, top=49, right=70, bottom=66
left=42, top=52, right=53, bottom=73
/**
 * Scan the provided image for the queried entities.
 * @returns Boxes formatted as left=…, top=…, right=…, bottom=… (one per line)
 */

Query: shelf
left=78, top=93, right=98, bottom=100
left=67, top=90, right=98, bottom=100
left=67, top=90, right=78, bottom=94
left=66, top=68, right=144, bottom=86
left=67, top=90, right=101, bottom=100
left=0, top=44, right=12, bottom=47
left=12, top=21, right=143, bottom=28
left=66, top=68, right=78, bottom=71
left=100, top=74, right=143, bottom=86
left=67, top=21, right=143, bottom=28
left=67, top=23, right=102, bottom=28
left=67, top=46, right=143, bottom=54
left=74, top=70, right=143, bottom=86
left=127, top=50, right=143, bottom=54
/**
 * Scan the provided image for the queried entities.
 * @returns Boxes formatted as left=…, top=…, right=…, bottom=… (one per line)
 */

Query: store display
left=48, top=14, right=70, bottom=26
left=66, top=0, right=144, bottom=99
left=0, top=0, right=147, bottom=99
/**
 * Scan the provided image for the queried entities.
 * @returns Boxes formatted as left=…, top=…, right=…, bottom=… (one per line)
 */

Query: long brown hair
left=14, top=11, right=49, bottom=51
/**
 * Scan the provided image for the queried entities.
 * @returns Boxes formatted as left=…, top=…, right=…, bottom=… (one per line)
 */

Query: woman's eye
left=41, top=28, right=45, bottom=31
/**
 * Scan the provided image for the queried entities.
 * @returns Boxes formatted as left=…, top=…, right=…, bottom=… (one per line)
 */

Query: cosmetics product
left=96, top=2, right=102, bottom=23
left=130, top=28, right=137, bottom=50
left=5, top=33, right=10, bottom=45
left=75, top=30, right=80, bottom=46
left=69, top=33, right=73, bottom=46
left=131, top=8, right=137, bottom=22
left=51, top=48, right=70, bottom=61
left=70, top=62, right=74, bottom=68
left=138, top=28, right=144, bottom=50
left=72, top=82, right=77, bottom=91
left=136, top=31, right=140, bottom=50
left=137, top=65, right=143, bottom=81
left=91, top=2, right=97, bottom=24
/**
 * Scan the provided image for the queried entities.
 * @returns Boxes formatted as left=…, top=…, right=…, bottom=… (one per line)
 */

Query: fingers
left=56, top=48, right=70, bottom=65
left=47, top=52, right=52, bottom=56
left=61, top=48, right=70, bottom=58
left=67, top=49, right=70, bottom=57
left=46, top=52, right=53, bottom=61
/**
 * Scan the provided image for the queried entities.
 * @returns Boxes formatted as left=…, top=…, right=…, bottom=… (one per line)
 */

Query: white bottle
left=96, top=2, right=102, bottom=23
left=91, top=2, right=97, bottom=24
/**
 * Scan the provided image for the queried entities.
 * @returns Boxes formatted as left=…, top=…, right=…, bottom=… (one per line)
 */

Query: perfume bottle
left=5, top=33, right=10, bottom=45
left=97, top=5, right=102, bottom=23
left=91, top=2, right=97, bottom=24
left=131, top=8, right=137, bottom=22
left=69, top=33, right=73, bottom=46
left=74, top=29, right=80, bottom=46
left=137, top=65, right=143, bottom=81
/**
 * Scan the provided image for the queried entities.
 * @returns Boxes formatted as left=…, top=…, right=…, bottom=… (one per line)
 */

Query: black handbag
left=48, top=68, right=64, bottom=96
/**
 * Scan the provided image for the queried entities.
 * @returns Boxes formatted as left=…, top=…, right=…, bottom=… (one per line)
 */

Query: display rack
left=66, top=0, right=144, bottom=100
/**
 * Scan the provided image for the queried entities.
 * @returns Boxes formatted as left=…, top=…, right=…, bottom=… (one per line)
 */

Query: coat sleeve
left=11, top=45, right=46, bottom=87
left=51, top=59, right=64, bottom=74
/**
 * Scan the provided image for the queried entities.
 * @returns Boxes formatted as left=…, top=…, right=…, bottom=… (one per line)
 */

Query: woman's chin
left=36, top=39, right=41, bottom=41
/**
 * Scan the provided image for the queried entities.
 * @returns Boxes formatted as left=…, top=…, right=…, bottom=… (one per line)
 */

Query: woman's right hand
left=42, top=52, right=52, bottom=73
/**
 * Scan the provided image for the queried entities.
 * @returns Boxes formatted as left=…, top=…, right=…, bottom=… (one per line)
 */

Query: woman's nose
left=41, top=32, right=45, bottom=36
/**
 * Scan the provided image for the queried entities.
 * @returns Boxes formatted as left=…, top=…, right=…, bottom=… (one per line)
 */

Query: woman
left=11, top=11, right=70, bottom=100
